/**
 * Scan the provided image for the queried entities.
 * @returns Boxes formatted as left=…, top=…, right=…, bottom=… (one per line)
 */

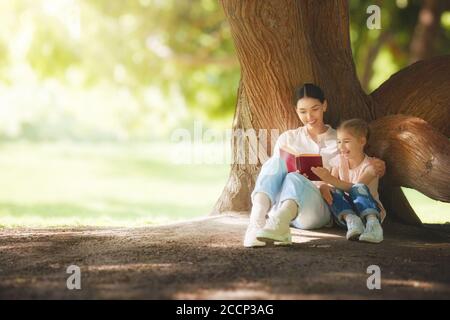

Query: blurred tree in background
left=0, top=0, right=239, bottom=141
left=351, top=0, right=450, bottom=91
left=0, top=0, right=448, bottom=141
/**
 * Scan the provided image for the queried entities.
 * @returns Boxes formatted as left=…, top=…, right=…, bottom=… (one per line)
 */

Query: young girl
left=311, top=119, right=385, bottom=243
left=244, top=83, right=386, bottom=247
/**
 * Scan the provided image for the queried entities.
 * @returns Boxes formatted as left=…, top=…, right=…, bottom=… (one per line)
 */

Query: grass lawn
left=0, top=142, right=229, bottom=227
left=0, top=142, right=448, bottom=227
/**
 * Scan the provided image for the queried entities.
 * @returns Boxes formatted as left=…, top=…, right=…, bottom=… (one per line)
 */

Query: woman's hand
left=319, top=184, right=333, bottom=205
left=311, top=167, right=333, bottom=183
left=368, top=158, right=386, bottom=177
left=295, top=170, right=309, bottom=179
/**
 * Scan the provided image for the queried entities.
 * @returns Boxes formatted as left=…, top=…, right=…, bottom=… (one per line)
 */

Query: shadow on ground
left=0, top=214, right=449, bottom=299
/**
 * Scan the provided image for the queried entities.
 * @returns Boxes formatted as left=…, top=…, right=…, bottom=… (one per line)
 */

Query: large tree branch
left=367, top=115, right=450, bottom=203
left=371, top=55, right=450, bottom=137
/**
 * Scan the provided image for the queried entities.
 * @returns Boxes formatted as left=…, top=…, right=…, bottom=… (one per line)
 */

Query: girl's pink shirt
left=329, top=154, right=386, bottom=221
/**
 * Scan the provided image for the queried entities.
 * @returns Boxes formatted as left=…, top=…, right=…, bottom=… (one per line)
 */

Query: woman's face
left=296, top=97, right=327, bottom=131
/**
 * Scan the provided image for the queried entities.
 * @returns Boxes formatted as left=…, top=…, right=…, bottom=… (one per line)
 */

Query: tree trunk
left=211, top=82, right=262, bottom=214
left=212, top=0, right=373, bottom=215
left=212, top=0, right=450, bottom=225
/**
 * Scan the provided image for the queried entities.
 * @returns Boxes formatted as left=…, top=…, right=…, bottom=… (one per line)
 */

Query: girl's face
left=337, top=129, right=366, bottom=160
left=296, top=97, right=327, bottom=131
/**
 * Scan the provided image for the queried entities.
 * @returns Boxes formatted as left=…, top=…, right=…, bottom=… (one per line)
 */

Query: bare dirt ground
left=0, top=213, right=449, bottom=299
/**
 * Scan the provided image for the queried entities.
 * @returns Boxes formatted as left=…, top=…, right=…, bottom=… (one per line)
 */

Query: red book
left=279, top=146, right=323, bottom=181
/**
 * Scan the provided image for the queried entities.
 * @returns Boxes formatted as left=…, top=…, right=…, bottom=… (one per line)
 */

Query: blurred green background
left=0, top=0, right=449, bottom=227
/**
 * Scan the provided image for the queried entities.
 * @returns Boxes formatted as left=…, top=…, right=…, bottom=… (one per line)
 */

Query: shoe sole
left=359, top=236, right=383, bottom=244
left=256, top=236, right=292, bottom=246
left=243, top=241, right=266, bottom=248
left=346, top=230, right=363, bottom=241
left=274, top=240, right=292, bottom=246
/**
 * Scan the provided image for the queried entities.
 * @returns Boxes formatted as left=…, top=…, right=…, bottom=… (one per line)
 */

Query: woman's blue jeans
left=251, top=156, right=332, bottom=230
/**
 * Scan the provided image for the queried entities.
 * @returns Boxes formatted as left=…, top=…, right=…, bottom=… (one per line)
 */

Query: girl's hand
left=311, top=167, right=333, bottom=183
left=319, top=184, right=333, bottom=205
left=369, top=158, right=386, bottom=177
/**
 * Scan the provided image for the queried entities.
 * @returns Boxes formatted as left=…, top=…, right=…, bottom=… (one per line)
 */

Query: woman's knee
left=261, top=156, right=287, bottom=177
left=285, top=172, right=308, bottom=184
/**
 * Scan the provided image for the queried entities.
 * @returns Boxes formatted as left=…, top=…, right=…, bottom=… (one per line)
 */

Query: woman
left=244, top=83, right=385, bottom=247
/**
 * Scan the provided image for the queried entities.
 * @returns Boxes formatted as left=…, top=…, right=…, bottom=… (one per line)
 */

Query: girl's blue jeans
left=329, top=184, right=381, bottom=228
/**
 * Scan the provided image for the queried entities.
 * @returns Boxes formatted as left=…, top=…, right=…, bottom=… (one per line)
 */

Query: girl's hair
left=293, top=83, right=325, bottom=105
left=338, top=118, right=370, bottom=141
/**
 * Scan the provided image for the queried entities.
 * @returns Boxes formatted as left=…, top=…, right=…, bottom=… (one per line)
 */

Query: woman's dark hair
left=293, top=83, right=325, bottom=105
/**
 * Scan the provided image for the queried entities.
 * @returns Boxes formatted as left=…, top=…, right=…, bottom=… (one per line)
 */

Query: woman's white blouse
left=272, top=125, right=338, bottom=171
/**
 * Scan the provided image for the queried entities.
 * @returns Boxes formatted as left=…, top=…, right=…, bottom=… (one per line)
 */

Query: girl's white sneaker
left=359, top=219, right=383, bottom=243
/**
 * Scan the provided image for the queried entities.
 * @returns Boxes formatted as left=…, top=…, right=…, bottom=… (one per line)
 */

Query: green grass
left=0, top=142, right=448, bottom=227
left=402, top=188, right=450, bottom=224
left=0, top=142, right=229, bottom=227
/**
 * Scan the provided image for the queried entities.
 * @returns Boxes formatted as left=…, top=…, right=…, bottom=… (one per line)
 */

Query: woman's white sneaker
left=243, top=222, right=266, bottom=247
left=345, top=214, right=364, bottom=240
left=256, top=213, right=292, bottom=245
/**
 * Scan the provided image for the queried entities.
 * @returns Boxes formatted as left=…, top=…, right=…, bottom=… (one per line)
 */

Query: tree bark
left=211, top=82, right=261, bottom=214
left=371, top=55, right=450, bottom=137
left=366, top=115, right=450, bottom=225
left=367, top=115, right=450, bottom=202
left=213, top=0, right=450, bottom=225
